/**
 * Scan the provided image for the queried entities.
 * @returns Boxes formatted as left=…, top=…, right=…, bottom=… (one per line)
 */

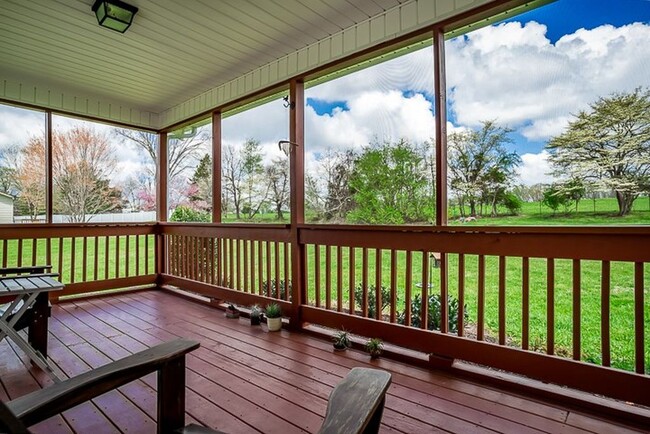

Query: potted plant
left=332, top=329, right=351, bottom=351
left=250, top=304, right=263, bottom=326
left=225, top=303, right=240, bottom=319
left=265, top=303, right=282, bottom=331
left=365, top=338, right=383, bottom=359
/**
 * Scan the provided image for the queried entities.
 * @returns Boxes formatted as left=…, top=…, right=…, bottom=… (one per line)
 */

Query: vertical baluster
left=115, top=235, right=120, bottom=279
left=601, top=260, right=610, bottom=366
left=573, top=259, right=581, bottom=360
left=547, top=258, right=555, bottom=356
left=498, top=256, right=506, bottom=345
left=404, top=251, right=412, bottom=326
left=274, top=241, right=280, bottom=297
left=421, top=251, right=429, bottom=330
left=325, top=245, right=332, bottom=310
left=458, top=254, right=465, bottom=336
left=440, top=252, right=448, bottom=334
left=249, top=240, right=256, bottom=291
left=314, top=245, right=321, bottom=307
left=135, top=235, right=140, bottom=276
left=125, top=235, right=130, bottom=278
left=1, top=239, right=7, bottom=268
left=257, top=241, right=263, bottom=294
left=243, top=240, right=249, bottom=291
left=82, top=237, right=88, bottom=282
left=145, top=234, right=150, bottom=275
left=59, top=238, right=65, bottom=282
left=522, top=257, right=530, bottom=350
left=634, top=262, right=645, bottom=374
left=104, top=236, right=109, bottom=280
left=265, top=241, right=271, bottom=297
left=237, top=239, right=242, bottom=291
left=477, top=255, right=485, bottom=341
left=202, top=237, right=208, bottom=283
left=231, top=238, right=236, bottom=289
left=46, top=238, right=51, bottom=273
left=216, top=238, right=222, bottom=286
left=361, top=248, right=368, bottom=317
left=390, top=249, right=397, bottom=323
left=349, top=247, right=356, bottom=315
left=17, top=239, right=23, bottom=267
left=70, top=237, right=76, bottom=283
left=336, top=246, right=343, bottom=312
left=31, top=238, right=37, bottom=266
left=283, top=242, right=289, bottom=302
left=375, top=248, right=382, bottom=321
left=93, top=236, right=99, bottom=280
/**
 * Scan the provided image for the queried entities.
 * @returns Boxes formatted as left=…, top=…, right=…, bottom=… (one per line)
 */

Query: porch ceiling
left=0, top=0, right=404, bottom=116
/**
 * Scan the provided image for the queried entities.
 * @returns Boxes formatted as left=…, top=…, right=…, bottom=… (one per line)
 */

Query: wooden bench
left=1, top=340, right=392, bottom=434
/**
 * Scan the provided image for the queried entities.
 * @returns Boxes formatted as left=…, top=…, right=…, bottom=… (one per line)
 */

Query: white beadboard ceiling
left=0, top=1, right=404, bottom=114
left=0, top=0, right=508, bottom=129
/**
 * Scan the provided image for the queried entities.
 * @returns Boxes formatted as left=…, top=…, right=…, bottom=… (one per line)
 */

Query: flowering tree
left=547, top=88, right=650, bottom=216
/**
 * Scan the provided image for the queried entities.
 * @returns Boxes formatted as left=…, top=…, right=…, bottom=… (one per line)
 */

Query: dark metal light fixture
left=92, top=0, right=139, bottom=33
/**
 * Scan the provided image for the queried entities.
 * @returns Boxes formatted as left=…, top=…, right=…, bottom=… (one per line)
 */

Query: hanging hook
left=282, top=95, right=295, bottom=109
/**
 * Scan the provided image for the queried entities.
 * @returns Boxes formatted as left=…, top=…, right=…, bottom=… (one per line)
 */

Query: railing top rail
left=298, top=223, right=650, bottom=236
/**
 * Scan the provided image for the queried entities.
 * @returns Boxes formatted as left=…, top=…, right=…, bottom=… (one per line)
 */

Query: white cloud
left=446, top=21, right=650, bottom=140
left=517, top=151, right=553, bottom=186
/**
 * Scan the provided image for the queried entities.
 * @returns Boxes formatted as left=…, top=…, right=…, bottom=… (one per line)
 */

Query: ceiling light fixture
left=92, top=0, right=139, bottom=33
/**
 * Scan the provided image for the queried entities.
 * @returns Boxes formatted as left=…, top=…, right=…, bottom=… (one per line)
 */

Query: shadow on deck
left=0, top=290, right=646, bottom=433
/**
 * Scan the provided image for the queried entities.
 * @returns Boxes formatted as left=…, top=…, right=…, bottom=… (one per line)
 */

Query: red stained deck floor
left=0, top=290, right=647, bottom=433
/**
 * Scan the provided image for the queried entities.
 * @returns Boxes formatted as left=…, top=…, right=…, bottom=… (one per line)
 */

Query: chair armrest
left=7, top=339, right=199, bottom=427
left=0, top=266, right=53, bottom=276
left=318, top=368, right=392, bottom=434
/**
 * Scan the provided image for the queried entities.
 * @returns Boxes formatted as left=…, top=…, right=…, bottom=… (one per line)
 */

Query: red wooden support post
left=289, top=79, right=305, bottom=329
left=157, top=357, right=186, bottom=434
left=156, top=132, right=168, bottom=284
left=212, top=111, right=222, bottom=224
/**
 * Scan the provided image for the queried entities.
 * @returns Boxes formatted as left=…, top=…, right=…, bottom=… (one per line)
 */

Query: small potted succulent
left=250, top=304, right=263, bottom=326
left=332, top=329, right=351, bottom=351
left=365, top=337, right=383, bottom=359
left=265, top=302, right=282, bottom=331
left=225, top=303, right=240, bottom=319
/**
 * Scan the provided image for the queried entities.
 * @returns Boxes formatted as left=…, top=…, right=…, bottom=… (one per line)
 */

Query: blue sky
left=517, top=0, right=650, bottom=43
left=306, top=0, right=650, bottom=160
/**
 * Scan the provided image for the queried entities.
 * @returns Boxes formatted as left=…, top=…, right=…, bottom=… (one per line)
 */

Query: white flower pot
left=267, top=317, right=282, bottom=331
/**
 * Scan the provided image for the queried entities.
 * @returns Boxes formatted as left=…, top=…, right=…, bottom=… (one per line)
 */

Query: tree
left=265, top=157, right=289, bottom=220
left=189, top=153, right=212, bottom=212
left=241, top=139, right=266, bottom=219
left=15, top=138, right=46, bottom=221
left=348, top=139, right=433, bottom=224
left=448, top=120, right=520, bottom=217
left=222, top=144, right=245, bottom=219
left=323, top=149, right=356, bottom=221
left=542, top=185, right=571, bottom=214
left=50, top=127, right=120, bottom=222
left=547, top=88, right=650, bottom=216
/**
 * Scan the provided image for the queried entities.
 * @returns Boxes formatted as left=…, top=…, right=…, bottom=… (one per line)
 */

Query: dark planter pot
left=333, top=343, right=347, bottom=352
left=250, top=316, right=261, bottom=326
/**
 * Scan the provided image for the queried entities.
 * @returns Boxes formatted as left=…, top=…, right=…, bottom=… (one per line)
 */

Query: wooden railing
left=0, top=223, right=156, bottom=299
left=159, top=223, right=292, bottom=309
left=298, top=224, right=650, bottom=406
left=2, top=221, right=647, bottom=407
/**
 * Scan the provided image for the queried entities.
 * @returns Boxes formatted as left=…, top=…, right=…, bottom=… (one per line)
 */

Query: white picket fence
left=14, top=211, right=156, bottom=224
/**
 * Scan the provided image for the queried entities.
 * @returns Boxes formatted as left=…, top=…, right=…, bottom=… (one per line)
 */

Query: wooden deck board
left=1, top=289, right=647, bottom=434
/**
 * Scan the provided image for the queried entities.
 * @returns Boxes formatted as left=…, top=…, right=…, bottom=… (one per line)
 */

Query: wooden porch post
left=289, top=79, right=305, bottom=329
left=433, top=27, right=450, bottom=336
left=45, top=111, right=53, bottom=224
left=212, top=111, right=222, bottom=224
left=156, top=132, right=168, bottom=286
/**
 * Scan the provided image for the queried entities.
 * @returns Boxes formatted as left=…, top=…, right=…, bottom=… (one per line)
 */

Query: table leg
left=28, top=292, right=49, bottom=358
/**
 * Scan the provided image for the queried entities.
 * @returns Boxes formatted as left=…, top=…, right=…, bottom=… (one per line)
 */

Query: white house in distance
left=0, top=192, right=14, bottom=223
